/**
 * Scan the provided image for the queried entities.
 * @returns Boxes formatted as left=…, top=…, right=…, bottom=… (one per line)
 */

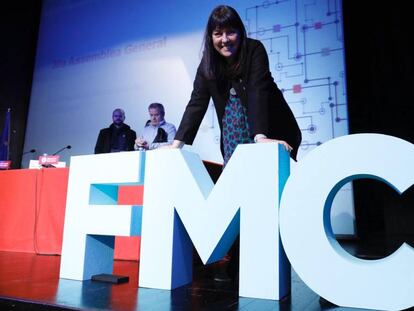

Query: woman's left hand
left=255, top=137, right=293, bottom=153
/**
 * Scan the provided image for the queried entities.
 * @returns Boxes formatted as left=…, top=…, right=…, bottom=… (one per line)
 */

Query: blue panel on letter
left=207, top=209, right=240, bottom=264
left=171, top=210, right=193, bottom=289
left=130, top=205, right=143, bottom=236
left=89, top=184, right=118, bottom=205
left=84, top=235, right=115, bottom=279
left=278, top=145, right=290, bottom=200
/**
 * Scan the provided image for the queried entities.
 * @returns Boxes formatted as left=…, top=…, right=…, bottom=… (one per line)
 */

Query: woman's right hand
left=256, top=137, right=293, bottom=153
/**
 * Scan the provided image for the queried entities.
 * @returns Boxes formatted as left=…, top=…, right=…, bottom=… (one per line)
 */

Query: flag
left=0, top=108, right=11, bottom=161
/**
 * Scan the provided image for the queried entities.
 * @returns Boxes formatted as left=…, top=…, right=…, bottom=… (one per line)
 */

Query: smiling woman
left=169, top=4, right=302, bottom=282
left=172, top=5, right=301, bottom=165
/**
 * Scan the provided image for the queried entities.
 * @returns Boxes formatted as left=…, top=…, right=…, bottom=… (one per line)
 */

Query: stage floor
left=0, top=246, right=385, bottom=311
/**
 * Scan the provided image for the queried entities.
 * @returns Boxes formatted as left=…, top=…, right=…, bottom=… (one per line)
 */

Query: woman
left=172, top=5, right=302, bottom=281
left=171, top=5, right=301, bottom=166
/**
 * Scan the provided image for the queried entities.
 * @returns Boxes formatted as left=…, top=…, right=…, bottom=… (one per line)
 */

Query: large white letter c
left=280, top=134, right=414, bottom=311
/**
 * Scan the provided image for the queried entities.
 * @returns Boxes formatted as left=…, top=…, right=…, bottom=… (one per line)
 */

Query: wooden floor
left=0, top=242, right=401, bottom=311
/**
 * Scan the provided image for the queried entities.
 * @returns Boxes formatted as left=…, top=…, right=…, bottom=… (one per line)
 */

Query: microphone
left=21, top=149, right=36, bottom=156
left=52, top=145, right=72, bottom=156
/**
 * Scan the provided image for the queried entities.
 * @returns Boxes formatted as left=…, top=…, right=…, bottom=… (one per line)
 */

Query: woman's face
left=212, top=27, right=241, bottom=58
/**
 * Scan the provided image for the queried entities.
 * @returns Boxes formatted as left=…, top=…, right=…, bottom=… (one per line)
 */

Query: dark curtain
left=0, top=1, right=41, bottom=168
left=343, top=2, right=414, bottom=255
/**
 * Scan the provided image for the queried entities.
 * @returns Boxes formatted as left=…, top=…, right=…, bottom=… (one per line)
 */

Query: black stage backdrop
left=0, top=1, right=413, bottom=250
left=343, top=2, right=414, bottom=252
left=0, top=1, right=41, bottom=169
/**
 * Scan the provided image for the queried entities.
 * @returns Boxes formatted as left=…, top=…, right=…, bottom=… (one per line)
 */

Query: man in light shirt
left=135, top=103, right=176, bottom=150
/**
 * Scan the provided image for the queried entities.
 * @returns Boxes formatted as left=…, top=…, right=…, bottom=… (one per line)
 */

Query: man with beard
left=94, top=108, right=137, bottom=154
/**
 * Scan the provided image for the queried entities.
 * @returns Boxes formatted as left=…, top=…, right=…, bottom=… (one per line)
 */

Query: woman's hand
left=161, top=140, right=185, bottom=149
left=256, top=137, right=293, bottom=153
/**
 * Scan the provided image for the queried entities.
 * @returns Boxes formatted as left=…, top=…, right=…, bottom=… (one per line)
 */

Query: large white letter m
left=139, top=143, right=290, bottom=300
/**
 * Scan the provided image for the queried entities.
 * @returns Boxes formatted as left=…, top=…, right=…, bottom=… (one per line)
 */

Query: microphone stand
left=52, top=145, right=71, bottom=156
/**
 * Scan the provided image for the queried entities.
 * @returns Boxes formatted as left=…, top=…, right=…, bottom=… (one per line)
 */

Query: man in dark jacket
left=94, top=108, right=137, bottom=154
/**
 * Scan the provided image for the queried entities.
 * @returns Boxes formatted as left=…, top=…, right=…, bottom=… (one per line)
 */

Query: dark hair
left=148, top=102, right=165, bottom=117
left=202, top=5, right=247, bottom=80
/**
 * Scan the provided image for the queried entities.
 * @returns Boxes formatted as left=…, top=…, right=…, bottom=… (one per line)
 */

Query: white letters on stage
left=59, top=134, right=414, bottom=311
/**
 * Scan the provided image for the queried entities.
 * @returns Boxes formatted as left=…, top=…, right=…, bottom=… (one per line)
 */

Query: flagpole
left=7, top=108, right=11, bottom=161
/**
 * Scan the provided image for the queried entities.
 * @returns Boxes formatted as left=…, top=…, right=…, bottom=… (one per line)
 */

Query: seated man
left=94, top=108, right=137, bottom=154
left=135, top=103, right=176, bottom=150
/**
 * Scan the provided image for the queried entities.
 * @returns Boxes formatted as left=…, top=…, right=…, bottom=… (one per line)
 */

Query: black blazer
left=94, top=123, right=137, bottom=154
left=175, top=38, right=302, bottom=160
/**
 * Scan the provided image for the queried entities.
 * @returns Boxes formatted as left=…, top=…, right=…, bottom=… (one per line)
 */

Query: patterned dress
left=222, top=87, right=254, bottom=166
